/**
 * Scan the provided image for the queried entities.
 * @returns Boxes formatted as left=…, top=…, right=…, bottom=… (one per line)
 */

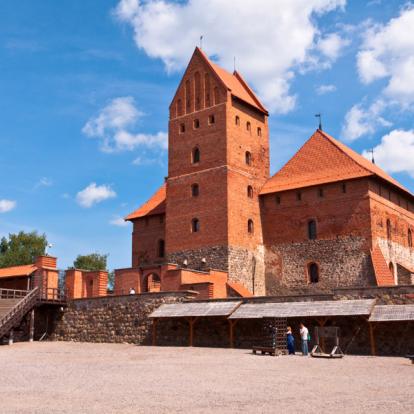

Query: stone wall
left=50, top=291, right=196, bottom=344
left=265, top=237, right=374, bottom=295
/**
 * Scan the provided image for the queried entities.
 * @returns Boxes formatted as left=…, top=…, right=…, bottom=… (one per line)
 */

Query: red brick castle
left=115, top=47, right=414, bottom=298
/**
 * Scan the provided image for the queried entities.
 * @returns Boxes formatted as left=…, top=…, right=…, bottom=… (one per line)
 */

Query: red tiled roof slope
left=261, top=129, right=413, bottom=196
left=125, top=184, right=166, bottom=221
left=227, top=281, right=253, bottom=297
left=0, top=264, right=37, bottom=279
left=370, top=246, right=395, bottom=286
left=196, top=48, right=268, bottom=114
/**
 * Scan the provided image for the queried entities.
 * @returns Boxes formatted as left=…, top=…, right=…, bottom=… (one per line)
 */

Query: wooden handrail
left=0, top=288, right=29, bottom=299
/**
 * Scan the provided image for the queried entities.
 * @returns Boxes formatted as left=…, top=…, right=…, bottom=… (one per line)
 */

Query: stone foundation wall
left=50, top=291, right=196, bottom=344
left=265, top=237, right=374, bottom=295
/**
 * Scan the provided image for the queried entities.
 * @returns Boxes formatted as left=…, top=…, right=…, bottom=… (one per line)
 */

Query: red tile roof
left=196, top=47, right=268, bottom=114
left=227, top=281, right=253, bottom=297
left=260, top=129, right=413, bottom=196
left=0, top=264, right=37, bottom=279
left=125, top=184, right=166, bottom=221
left=371, top=247, right=395, bottom=286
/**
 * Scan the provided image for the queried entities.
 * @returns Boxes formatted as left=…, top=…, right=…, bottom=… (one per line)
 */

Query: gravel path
left=1, top=342, right=412, bottom=413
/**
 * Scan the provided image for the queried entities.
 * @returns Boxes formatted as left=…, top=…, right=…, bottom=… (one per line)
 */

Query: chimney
left=35, top=255, right=57, bottom=269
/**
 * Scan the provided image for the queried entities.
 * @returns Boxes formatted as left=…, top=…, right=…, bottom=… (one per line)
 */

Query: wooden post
left=369, top=323, right=376, bottom=356
left=29, top=309, right=35, bottom=342
left=317, top=318, right=327, bottom=353
left=8, top=329, right=14, bottom=346
left=188, top=317, right=198, bottom=347
left=152, top=318, right=158, bottom=346
left=228, top=319, right=238, bottom=348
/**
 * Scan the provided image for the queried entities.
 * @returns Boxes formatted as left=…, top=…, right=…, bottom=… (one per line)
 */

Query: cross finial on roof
left=369, top=148, right=375, bottom=164
left=315, top=113, right=322, bottom=130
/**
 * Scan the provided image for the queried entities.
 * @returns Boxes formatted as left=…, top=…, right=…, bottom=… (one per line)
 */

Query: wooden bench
left=406, top=355, right=414, bottom=364
left=252, top=346, right=277, bottom=356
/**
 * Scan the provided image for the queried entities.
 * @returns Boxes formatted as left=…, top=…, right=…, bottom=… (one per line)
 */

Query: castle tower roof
left=260, top=129, right=413, bottom=197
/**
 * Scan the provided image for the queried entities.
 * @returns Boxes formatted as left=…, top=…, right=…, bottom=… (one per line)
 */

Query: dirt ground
left=0, top=342, right=412, bottom=414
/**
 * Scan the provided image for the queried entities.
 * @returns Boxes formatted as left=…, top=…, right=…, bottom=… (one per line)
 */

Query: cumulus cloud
left=82, top=96, right=167, bottom=152
left=357, top=6, right=414, bottom=107
left=362, top=129, right=414, bottom=177
left=109, top=216, right=129, bottom=227
left=76, top=183, right=116, bottom=208
left=316, top=84, right=337, bottom=95
left=114, top=0, right=347, bottom=113
left=0, top=199, right=16, bottom=213
left=341, top=99, right=391, bottom=141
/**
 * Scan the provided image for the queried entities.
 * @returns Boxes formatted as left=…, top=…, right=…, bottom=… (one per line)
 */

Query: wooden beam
left=369, top=323, right=376, bottom=356
left=29, top=309, right=35, bottom=342
left=152, top=318, right=158, bottom=346
left=228, top=319, right=238, bottom=348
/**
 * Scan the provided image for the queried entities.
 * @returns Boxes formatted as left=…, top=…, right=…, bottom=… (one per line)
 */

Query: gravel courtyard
left=1, top=342, right=412, bottom=414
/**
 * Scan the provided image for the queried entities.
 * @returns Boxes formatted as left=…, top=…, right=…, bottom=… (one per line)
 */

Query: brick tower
left=166, top=47, right=269, bottom=294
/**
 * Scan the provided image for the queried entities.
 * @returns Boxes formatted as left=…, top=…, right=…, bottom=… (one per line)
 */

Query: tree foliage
left=0, top=231, right=48, bottom=268
left=73, top=253, right=108, bottom=271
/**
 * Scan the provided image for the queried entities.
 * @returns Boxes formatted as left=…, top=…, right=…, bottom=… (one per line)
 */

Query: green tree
left=0, top=231, right=48, bottom=268
left=73, top=253, right=108, bottom=271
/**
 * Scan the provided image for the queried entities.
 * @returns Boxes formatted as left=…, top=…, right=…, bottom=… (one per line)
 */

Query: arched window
left=308, top=263, right=319, bottom=283
left=235, top=115, right=240, bottom=126
left=246, top=121, right=251, bottom=132
left=389, top=262, right=394, bottom=276
left=204, top=73, right=210, bottom=107
left=144, top=273, right=161, bottom=293
left=191, top=218, right=200, bottom=233
left=308, top=220, right=317, bottom=240
left=408, top=228, right=412, bottom=248
left=247, top=185, right=254, bottom=198
left=194, top=71, right=201, bottom=110
left=386, top=219, right=392, bottom=240
left=257, top=127, right=262, bottom=137
left=248, top=219, right=254, bottom=234
left=245, top=151, right=252, bottom=166
left=192, top=147, right=200, bottom=164
left=193, top=119, right=200, bottom=129
left=191, top=183, right=199, bottom=197
left=185, top=79, right=191, bottom=113
left=158, top=239, right=165, bottom=258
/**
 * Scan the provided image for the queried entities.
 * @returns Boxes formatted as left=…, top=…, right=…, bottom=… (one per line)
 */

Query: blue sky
left=1, top=0, right=414, bottom=271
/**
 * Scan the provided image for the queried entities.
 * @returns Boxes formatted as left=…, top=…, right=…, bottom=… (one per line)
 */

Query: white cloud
left=114, top=0, right=347, bottom=113
left=82, top=96, right=167, bottom=152
left=341, top=99, right=391, bottom=141
left=34, top=177, right=53, bottom=189
left=0, top=199, right=16, bottom=213
left=109, top=216, right=129, bottom=227
left=316, top=84, right=337, bottom=95
left=76, top=183, right=116, bottom=208
left=357, top=6, right=414, bottom=107
left=362, top=129, right=414, bottom=177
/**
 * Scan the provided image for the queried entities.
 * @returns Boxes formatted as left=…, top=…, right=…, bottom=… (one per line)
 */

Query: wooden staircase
left=0, top=288, right=40, bottom=341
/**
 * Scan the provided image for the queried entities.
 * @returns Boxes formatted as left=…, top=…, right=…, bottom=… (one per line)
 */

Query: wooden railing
left=0, top=288, right=29, bottom=299
left=39, top=287, right=66, bottom=302
left=0, top=287, right=40, bottom=339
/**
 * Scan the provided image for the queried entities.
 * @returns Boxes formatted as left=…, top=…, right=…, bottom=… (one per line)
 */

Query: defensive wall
left=40, top=285, right=414, bottom=356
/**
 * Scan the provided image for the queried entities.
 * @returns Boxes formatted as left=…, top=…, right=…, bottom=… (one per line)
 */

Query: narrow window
left=194, top=71, right=201, bottom=111
left=275, top=195, right=281, bottom=205
left=308, top=220, right=317, bottom=240
left=318, top=188, right=324, bottom=198
left=247, top=185, right=254, bottom=198
left=208, top=114, right=215, bottom=125
left=408, top=228, right=412, bottom=248
left=159, top=215, right=164, bottom=224
left=386, top=219, right=391, bottom=240
left=342, top=182, right=347, bottom=193
left=192, top=147, right=200, bottom=164
left=191, top=183, right=199, bottom=197
left=389, top=262, right=394, bottom=275
left=158, top=239, right=165, bottom=258
left=246, top=121, right=251, bottom=132
left=257, top=127, right=262, bottom=137
left=179, top=123, right=185, bottom=133
left=191, top=218, right=200, bottom=233
left=248, top=219, right=254, bottom=234
left=308, top=263, right=319, bottom=283
left=193, top=119, right=200, bottom=129
left=204, top=73, right=210, bottom=107
left=185, top=79, right=191, bottom=113
left=235, top=116, right=240, bottom=126
left=297, top=191, right=302, bottom=201
left=245, top=151, right=252, bottom=166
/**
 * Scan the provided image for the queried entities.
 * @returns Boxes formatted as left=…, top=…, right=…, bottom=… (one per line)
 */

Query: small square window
left=208, top=115, right=215, bottom=124
left=180, top=123, right=185, bottom=133
left=193, top=119, right=200, bottom=129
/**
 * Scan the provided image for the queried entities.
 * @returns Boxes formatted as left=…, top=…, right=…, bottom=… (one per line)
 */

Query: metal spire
left=369, top=148, right=375, bottom=164
left=315, top=113, right=322, bottom=130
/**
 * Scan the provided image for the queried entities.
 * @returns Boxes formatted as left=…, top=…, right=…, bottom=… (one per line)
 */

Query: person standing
left=286, top=326, right=295, bottom=355
left=300, top=323, right=309, bottom=356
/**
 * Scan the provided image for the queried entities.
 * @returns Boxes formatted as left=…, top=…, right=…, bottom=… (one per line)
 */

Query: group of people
left=286, top=323, right=310, bottom=356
